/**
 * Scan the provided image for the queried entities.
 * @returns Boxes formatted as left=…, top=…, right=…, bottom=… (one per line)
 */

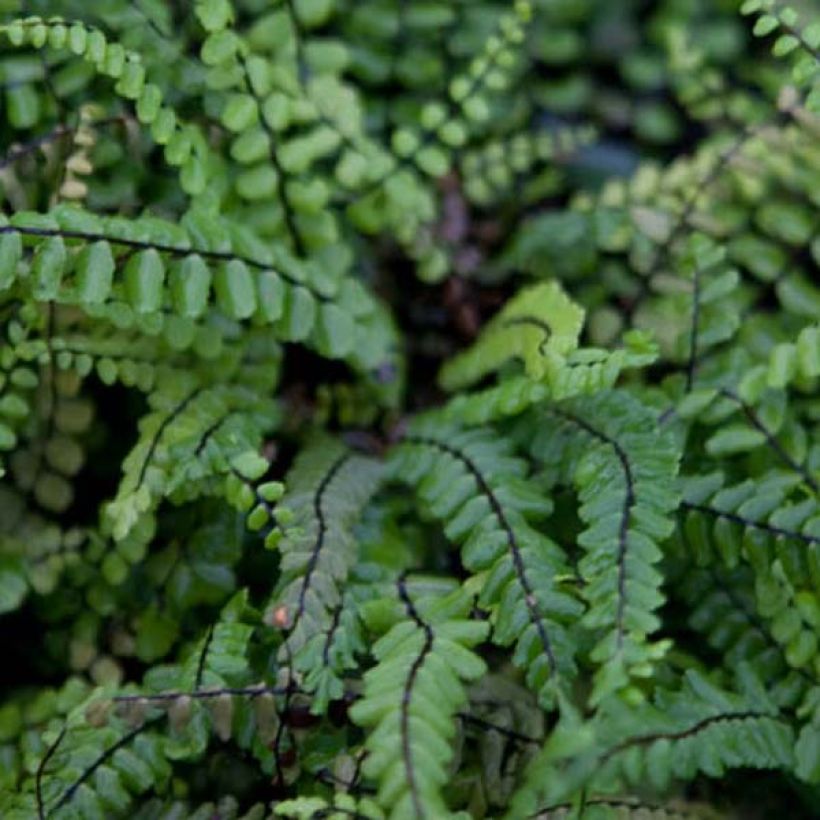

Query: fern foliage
left=391, top=418, right=580, bottom=709
left=2, top=0, right=820, bottom=817
left=266, top=436, right=383, bottom=710
left=349, top=582, right=487, bottom=819
left=527, top=391, right=682, bottom=702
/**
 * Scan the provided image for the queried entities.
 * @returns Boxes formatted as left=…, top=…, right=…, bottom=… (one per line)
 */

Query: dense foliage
left=0, top=0, right=818, bottom=817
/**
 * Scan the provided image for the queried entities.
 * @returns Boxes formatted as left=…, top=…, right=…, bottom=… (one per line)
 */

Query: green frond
left=349, top=583, right=487, bottom=819
left=267, top=436, right=383, bottom=706
left=392, top=417, right=581, bottom=707
left=4, top=591, right=277, bottom=818
left=0, top=205, right=397, bottom=370
left=439, top=281, right=585, bottom=392
left=134, top=796, right=270, bottom=820
left=675, top=470, right=820, bottom=686
left=274, top=793, right=384, bottom=819
left=3, top=0, right=820, bottom=816
left=0, top=16, right=212, bottom=194
left=441, top=330, right=657, bottom=427
left=532, top=796, right=724, bottom=819
left=460, top=124, right=597, bottom=208
left=741, top=0, right=820, bottom=112
left=4, top=711, right=171, bottom=820
left=103, top=377, right=277, bottom=544
left=526, top=391, right=682, bottom=702
left=509, top=672, right=794, bottom=816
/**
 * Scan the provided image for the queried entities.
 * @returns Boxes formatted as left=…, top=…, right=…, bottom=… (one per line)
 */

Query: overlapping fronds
left=349, top=582, right=488, bottom=819
left=2, top=0, right=820, bottom=816
left=391, top=417, right=581, bottom=708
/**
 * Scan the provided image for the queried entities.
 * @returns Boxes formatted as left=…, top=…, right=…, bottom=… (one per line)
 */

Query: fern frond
left=441, top=330, right=657, bottom=427
left=3, top=711, right=170, bottom=820
left=267, top=437, right=383, bottom=700
left=3, top=0, right=820, bottom=815
left=134, top=796, right=270, bottom=820
left=103, top=377, right=277, bottom=543
left=349, top=581, right=487, bottom=819
left=741, top=0, right=820, bottom=112
left=532, top=795, right=724, bottom=819
left=509, top=672, right=794, bottom=816
left=526, top=391, right=681, bottom=702
left=12, top=591, right=279, bottom=820
left=439, top=280, right=585, bottom=391
left=0, top=206, right=397, bottom=370
left=677, top=471, right=820, bottom=679
left=460, top=124, right=596, bottom=208
left=274, top=792, right=384, bottom=819
left=392, top=417, right=581, bottom=707
left=0, top=16, right=212, bottom=194
left=295, top=590, right=366, bottom=715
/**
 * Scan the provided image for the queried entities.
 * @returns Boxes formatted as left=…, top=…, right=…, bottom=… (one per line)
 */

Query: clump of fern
left=0, top=0, right=819, bottom=818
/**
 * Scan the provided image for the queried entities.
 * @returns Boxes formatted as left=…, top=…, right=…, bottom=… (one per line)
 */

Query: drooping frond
left=524, top=391, right=681, bottom=702
left=266, top=437, right=383, bottom=708
left=509, top=671, right=794, bottom=817
left=349, top=582, right=488, bottom=819
left=391, top=417, right=581, bottom=707
left=103, top=376, right=278, bottom=544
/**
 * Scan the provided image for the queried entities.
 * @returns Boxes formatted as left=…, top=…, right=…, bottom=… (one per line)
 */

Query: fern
left=438, top=280, right=585, bottom=391
left=2, top=0, right=820, bottom=816
left=509, top=671, right=795, bottom=817
left=349, top=581, right=487, bottom=819
left=266, top=436, right=383, bottom=710
left=391, top=417, right=581, bottom=708
left=523, top=391, right=682, bottom=701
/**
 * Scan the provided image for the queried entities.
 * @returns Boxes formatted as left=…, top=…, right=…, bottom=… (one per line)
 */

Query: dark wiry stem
left=111, top=684, right=287, bottom=704
left=194, top=624, right=215, bottom=690
left=403, top=435, right=558, bottom=673
left=602, top=710, right=773, bottom=762
left=719, top=388, right=818, bottom=493
left=457, top=713, right=541, bottom=746
left=531, top=795, right=712, bottom=819
left=291, top=453, right=352, bottom=633
left=552, top=410, right=636, bottom=650
left=681, top=501, right=820, bottom=546
left=0, top=224, right=331, bottom=302
left=397, top=573, right=434, bottom=820
left=49, top=716, right=164, bottom=814
left=36, top=726, right=66, bottom=820
left=271, top=643, right=296, bottom=788
left=321, top=602, right=345, bottom=668
left=136, top=388, right=203, bottom=488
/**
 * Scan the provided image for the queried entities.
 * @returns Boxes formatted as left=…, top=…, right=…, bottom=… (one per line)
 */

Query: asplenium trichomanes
left=0, top=0, right=818, bottom=817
